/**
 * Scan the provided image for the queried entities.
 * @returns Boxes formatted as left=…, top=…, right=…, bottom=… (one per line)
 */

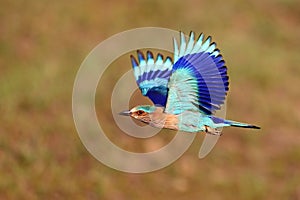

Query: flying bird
left=120, top=32, right=260, bottom=136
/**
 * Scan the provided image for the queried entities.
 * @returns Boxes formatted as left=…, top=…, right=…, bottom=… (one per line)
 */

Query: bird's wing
left=165, top=32, right=229, bottom=115
left=131, top=50, right=173, bottom=107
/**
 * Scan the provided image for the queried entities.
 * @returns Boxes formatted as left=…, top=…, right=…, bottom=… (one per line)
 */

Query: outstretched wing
left=131, top=50, right=173, bottom=106
left=165, top=32, right=229, bottom=115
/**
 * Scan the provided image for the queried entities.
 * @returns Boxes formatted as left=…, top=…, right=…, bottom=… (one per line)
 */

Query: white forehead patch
left=130, top=107, right=138, bottom=113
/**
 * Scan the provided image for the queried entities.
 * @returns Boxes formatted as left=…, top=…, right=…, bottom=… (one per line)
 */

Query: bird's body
left=120, top=32, right=260, bottom=135
left=128, top=105, right=259, bottom=135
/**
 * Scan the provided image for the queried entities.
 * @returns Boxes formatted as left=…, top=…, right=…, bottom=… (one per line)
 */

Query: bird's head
left=119, top=105, right=157, bottom=124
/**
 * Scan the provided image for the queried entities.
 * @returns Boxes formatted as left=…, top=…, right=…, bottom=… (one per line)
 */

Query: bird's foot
left=204, top=126, right=223, bottom=136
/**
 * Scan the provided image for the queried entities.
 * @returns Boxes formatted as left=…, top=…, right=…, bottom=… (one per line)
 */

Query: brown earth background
left=1, top=0, right=300, bottom=199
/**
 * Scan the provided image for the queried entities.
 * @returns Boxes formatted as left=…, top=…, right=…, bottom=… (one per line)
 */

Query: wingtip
left=203, top=36, right=212, bottom=46
left=156, top=53, right=164, bottom=61
left=130, top=55, right=138, bottom=67
left=197, top=32, right=204, bottom=41
left=165, top=56, right=172, bottom=62
left=189, top=31, right=194, bottom=38
left=137, top=50, right=146, bottom=64
left=180, top=31, right=185, bottom=41
left=146, top=50, right=154, bottom=60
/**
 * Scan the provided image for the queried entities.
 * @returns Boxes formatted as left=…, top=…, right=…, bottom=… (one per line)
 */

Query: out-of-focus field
left=1, top=0, right=300, bottom=199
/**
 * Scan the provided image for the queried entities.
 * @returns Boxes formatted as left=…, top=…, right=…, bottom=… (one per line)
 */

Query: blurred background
left=1, top=0, right=300, bottom=199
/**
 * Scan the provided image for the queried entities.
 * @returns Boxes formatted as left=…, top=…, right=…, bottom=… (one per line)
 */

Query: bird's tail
left=224, top=119, right=261, bottom=129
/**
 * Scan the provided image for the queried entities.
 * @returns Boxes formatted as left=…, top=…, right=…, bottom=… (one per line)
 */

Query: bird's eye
left=136, top=110, right=144, bottom=115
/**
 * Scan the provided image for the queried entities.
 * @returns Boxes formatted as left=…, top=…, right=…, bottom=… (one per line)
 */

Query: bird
left=119, top=31, right=260, bottom=136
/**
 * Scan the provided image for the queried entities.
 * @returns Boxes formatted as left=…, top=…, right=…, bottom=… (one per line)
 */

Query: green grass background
left=1, top=0, right=300, bottom=199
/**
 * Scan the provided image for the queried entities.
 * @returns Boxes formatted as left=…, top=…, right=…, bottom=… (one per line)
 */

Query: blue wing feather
left=131, top=50, right=173, bottom=106
left=131, top=32, right=229, bottom=114
left=168, top=32, right=229, bottom=115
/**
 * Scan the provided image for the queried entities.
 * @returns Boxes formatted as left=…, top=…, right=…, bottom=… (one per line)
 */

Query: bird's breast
left=177, top=111, right=207, bottom=132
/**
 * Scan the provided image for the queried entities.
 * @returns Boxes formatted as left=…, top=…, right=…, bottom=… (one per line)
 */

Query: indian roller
left=120, top=32, right=260, bottom=136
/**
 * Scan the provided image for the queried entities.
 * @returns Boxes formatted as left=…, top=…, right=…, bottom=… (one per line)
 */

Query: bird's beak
left=119, top=110, right=131, bottom=116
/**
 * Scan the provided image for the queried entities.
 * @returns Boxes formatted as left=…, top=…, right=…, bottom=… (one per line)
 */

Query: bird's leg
left=204, top=125, right=223, bottom=136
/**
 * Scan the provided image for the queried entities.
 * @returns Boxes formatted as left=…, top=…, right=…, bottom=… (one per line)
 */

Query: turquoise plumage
left=120, top=32, right=260, bottom=135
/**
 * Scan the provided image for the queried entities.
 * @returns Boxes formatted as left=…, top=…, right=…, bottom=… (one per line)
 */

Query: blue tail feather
left=224, top=119, right=261, bottom=129
left=209, top=116, right=260, bottom=129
